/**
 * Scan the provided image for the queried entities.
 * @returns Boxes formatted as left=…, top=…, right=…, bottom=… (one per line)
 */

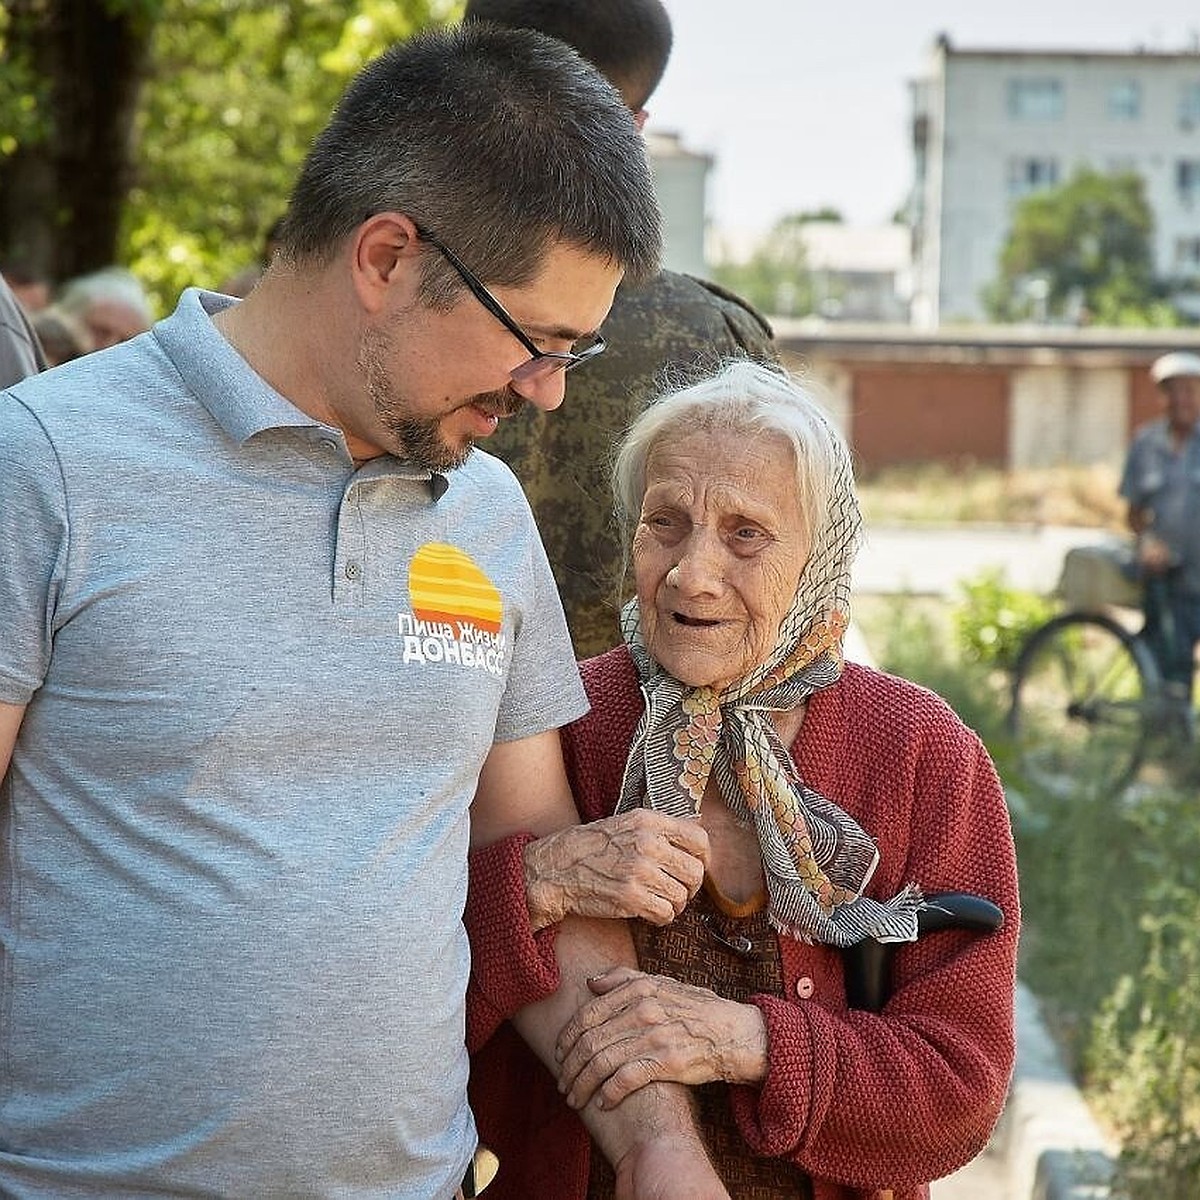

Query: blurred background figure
left=219, top=215, right=285, bottom=298
left=0, top=272, right=47, bottom=386
left=31, top=306, right=93, bottom=367
left=0, top=260, right=52, bottom=314
left=57, top=267, right=153, bottom=350
left=1120, top=350, right=1200, bottom=738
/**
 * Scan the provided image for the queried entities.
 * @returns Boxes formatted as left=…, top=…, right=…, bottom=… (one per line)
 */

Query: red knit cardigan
left=466, top=649, right=1019, bottom=1200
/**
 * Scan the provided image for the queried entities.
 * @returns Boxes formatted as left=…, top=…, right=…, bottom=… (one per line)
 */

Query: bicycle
left=1007, top=541, right=1176, bottom=791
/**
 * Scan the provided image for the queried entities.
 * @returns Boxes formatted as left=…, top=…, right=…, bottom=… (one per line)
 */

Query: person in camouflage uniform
left=465, top=0, right=778, bottom=658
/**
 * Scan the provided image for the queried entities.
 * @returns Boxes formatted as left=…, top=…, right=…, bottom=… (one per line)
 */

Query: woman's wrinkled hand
left=554, top=966, right=769, bottom=1110
left=523, top=811, right=710, bottom=930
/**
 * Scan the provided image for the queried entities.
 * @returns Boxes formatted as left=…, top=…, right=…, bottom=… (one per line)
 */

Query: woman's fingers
left=527, top=811, right=710, bottom=924
left=555, top=970, right=769, bottom=1106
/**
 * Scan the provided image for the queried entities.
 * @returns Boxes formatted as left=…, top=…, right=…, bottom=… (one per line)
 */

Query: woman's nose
left=669, top=533, right=726, bottom=594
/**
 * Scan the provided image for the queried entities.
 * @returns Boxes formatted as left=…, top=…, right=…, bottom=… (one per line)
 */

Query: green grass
left=856, top=463, right=1127, bottom=530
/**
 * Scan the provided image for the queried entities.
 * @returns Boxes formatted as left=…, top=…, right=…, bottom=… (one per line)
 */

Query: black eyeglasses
left=413, top=224, right=606, bottom=385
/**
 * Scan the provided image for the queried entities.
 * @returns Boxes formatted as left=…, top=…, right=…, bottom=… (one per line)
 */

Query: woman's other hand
left=554, top=966, right=768, bottom=1110
left=523, top=810, right=710, bottom=930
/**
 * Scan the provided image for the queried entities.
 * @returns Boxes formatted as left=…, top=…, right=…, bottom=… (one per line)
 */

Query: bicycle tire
left=1008, top=611, right=1160, bottom=792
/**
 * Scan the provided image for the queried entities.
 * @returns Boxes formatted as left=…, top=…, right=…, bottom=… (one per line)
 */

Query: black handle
left=841, top=891, right=1004, bottom=1013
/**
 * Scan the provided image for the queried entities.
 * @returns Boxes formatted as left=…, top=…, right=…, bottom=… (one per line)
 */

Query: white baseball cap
left=1150, top=351, right=1200, bottom=384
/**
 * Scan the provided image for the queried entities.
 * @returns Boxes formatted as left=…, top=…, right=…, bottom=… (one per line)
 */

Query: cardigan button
left=795, top=976, right=815, bottom=999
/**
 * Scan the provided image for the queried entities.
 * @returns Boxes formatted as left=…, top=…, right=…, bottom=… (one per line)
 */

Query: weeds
left=868, top=571, right=1200, bottom=1198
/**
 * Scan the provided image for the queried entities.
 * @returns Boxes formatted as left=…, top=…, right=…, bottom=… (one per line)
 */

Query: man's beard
left=358, top=326, right=524, bottom=472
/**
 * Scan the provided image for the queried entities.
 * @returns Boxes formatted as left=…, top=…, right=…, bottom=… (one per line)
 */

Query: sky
left=648, top=0, right=1200, bottom=243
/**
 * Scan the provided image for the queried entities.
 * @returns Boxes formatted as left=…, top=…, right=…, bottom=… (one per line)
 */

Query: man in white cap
left=1120, top=350, right=1200, bottom=735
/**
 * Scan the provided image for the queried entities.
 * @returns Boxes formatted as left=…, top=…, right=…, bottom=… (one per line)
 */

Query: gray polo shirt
left=0, top=289, right=587, bottom=1197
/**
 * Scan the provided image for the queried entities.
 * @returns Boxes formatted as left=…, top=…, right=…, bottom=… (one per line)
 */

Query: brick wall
left=776, top=324, right=1199, bottom=474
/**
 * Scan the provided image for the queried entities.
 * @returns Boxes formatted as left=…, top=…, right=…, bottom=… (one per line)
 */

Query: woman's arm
left=549, top=706, right=1018, bottom=1192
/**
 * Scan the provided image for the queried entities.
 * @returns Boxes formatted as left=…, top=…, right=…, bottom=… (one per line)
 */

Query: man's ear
left=351, top=212, right=423, bottom=313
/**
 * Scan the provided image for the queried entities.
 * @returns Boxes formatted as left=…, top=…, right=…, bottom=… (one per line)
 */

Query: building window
left=1107, top=80, right=1141, bottom=119
left=1175, top=237, right=1200, bottom=271
left=1008, top=157, right=1060, bottom=198
left=1007, top=78, right=1064, bottom=119
left=1181, top=82, right=1200, bottom=124
left=1177, top=160, right=1200, bottom=204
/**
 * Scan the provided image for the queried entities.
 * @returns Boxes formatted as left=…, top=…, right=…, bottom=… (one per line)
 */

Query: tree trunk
left=0, top=0, right=155, bottom=285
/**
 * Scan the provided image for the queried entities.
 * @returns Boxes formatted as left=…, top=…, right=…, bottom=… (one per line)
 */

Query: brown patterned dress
left=586, top=884, right=814, bottom=1200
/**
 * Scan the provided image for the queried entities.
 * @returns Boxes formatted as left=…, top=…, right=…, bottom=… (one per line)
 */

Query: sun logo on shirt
left=408, top=543, right=503, bottom=636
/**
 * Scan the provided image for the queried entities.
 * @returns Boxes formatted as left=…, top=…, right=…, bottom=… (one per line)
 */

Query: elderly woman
left=466, top=361, right=1019, bottom=1200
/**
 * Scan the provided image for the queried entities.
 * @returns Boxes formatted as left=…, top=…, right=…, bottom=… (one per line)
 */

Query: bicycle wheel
left=1009, top=612, right=1160, bottom=792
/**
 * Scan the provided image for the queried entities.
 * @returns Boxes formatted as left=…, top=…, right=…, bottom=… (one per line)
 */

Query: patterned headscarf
left=616, top=412, right=921, bottom=948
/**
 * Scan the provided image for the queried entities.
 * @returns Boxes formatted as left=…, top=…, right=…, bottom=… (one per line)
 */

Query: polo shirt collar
left=154, top=288, right=449, bottom=497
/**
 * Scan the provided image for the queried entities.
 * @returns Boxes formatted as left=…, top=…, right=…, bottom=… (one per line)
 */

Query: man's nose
left=509, top=368, right=567, bottom=412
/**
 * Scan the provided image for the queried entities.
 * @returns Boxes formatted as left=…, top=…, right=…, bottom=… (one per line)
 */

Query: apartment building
left=645, top=130, right=713, bottom=278
left=910, top=36, right=1200, bottom=326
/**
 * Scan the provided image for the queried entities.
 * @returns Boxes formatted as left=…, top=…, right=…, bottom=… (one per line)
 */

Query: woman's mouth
left=673, top=612, right=720, bottom=627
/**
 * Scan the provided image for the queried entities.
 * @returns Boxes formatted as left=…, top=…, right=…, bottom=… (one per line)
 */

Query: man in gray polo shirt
left=0, top=26, right=726, bottom=1200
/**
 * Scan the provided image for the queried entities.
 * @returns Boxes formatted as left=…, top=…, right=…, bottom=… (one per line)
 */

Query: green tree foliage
left=127, top=0, right=461, bottom=312
left=984, top=166, right=1181, bottom=327
left=0, top=0, right=158, bottom=284
left=0, top=1, right=460, bottom=314
left=713, top=212, right=820, bottom=318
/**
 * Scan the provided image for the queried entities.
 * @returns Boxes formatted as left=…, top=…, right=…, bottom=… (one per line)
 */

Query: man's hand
left=613, top=1132, right=730, bottom=1200
left=523, top=811, right=709, bottom=930
left=556, top=966, right=769, bottom=1111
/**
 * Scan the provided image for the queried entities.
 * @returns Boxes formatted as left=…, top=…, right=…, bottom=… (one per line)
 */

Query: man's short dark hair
left=278, top=23, right=661, bottom=299
left=463, top=0, right=672, bottom=111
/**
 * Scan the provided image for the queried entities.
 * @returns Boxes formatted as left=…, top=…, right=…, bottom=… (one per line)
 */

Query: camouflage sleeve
left=686, top=275, right=778, bottom=365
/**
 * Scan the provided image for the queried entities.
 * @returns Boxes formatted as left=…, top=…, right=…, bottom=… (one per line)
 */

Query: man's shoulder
left=608, top=269, right=776, bottom=360
left=1127, top=417, right=1171, bottom=454
left=8, top=334, right=163, bottom=406
left=681, top=273, right=775, bottom=337
left=461, top=446, right=523, bottom=490
left=453, top=448, right=534, bottom=512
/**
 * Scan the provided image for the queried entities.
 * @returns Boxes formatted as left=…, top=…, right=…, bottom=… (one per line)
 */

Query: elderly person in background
left=57, top=266, right=153, bottom=350
left=1121, top=350, right=1200, bottom=738
left=30, top=305, right=93, bottom=367
left=466, top=359, right=1019, bottom=1200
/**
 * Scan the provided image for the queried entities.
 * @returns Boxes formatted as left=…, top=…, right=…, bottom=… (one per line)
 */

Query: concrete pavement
left=853, top=522, right=1107, bottom=600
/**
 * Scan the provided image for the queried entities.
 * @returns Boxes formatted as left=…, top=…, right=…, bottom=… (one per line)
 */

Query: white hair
left=57, top=268, right=152, bottom=324
left=613, top=358, right=853, bottom=550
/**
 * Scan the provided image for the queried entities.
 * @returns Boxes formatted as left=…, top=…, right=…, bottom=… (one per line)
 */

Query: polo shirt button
left=344, top=561, right=361, bottom=580
left=795, top=976, right=815, bottom=999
